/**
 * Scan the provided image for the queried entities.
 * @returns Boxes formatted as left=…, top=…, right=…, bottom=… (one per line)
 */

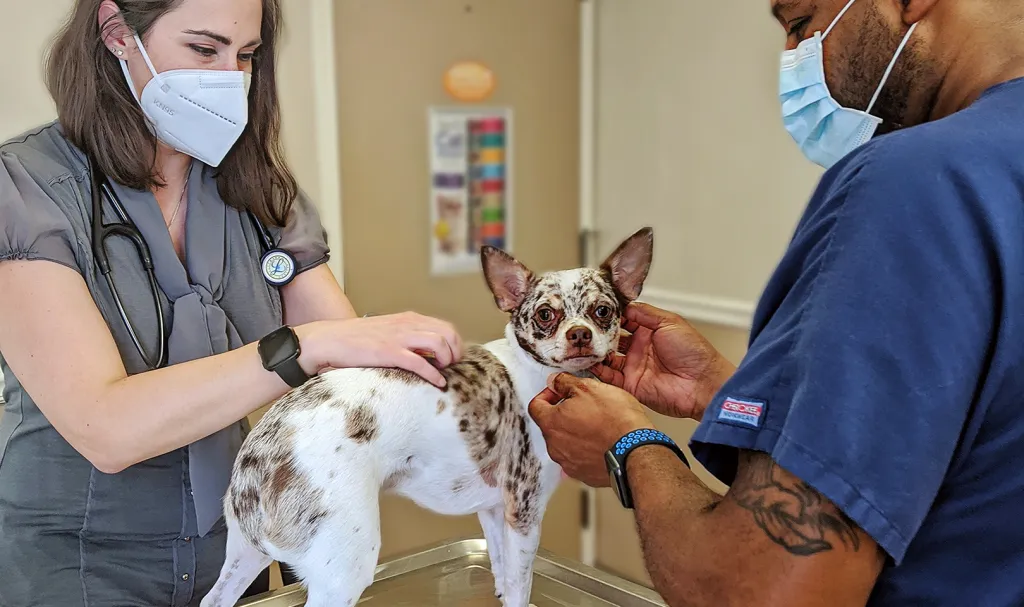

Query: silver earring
left=114, top=48, right=124, bottom=56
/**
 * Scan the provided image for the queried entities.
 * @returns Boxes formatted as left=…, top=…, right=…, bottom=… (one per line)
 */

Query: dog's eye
left=595, top=305, right=611, bottom=319
left=537, top=307, right=554, bottom=323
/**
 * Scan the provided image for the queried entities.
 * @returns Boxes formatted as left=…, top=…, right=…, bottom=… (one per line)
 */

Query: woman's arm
left=0, top=260, right=460, bottom=474
left=281, top=263, right=357, bottom=324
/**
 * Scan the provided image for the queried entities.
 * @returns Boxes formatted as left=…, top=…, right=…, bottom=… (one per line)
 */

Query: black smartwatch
left=605, top=428, right=689, bottom=509
left=257, top=325, right=312, bottom=388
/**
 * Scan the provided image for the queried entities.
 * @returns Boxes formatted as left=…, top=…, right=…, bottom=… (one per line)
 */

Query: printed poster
left=428, top=106, right=513, bottom=276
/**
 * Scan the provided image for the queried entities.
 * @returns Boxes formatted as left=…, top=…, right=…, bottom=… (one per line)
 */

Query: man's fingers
left=617, top=332, right=633, bottom=354
left=590, top=362, right=624, bottom=387
left=547, top=372, right=585, bottom=397
left=625, top=301, right=682, bottom=330
left=605, top=352, right=627, bottom=372
left=528, top=388, right=560, bottom=423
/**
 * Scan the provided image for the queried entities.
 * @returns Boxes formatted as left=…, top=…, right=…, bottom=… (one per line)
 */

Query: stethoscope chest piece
left=261, top=248, right=297, bottom=286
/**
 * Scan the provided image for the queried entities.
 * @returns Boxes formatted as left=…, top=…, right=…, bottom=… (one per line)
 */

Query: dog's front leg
left=478, top=505, right=507, bottom=600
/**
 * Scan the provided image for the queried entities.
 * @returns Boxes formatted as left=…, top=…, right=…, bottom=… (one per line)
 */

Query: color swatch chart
left=468, top=117, right=507, bottom=251
left=428, top=107, right=513, bottom=276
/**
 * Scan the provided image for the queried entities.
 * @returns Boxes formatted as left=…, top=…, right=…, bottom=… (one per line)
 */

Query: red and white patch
left=717, top=397, right=765, bottom=428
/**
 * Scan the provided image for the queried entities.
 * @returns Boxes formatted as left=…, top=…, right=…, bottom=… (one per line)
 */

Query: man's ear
left=481, top=246, right=534, bottom=312
left=600, top=227, right=653, bottom=302
left=901, top=0, right=939, bottom=26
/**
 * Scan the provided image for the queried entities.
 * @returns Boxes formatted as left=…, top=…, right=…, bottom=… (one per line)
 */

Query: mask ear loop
left=118, top=32, right=164, bottom=102
left=823, top=0, right=858, bottom=40
left=131, top=33, right=167, bottom=90
left=866, top=22, right=918, bottom=114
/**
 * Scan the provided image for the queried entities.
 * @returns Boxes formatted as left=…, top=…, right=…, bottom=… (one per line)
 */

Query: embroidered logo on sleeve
left=717, top=397, right=767, bottom=428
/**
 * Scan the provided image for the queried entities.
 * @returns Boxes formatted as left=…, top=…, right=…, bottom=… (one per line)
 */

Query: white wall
left=593, top=0, right=824, bottom=327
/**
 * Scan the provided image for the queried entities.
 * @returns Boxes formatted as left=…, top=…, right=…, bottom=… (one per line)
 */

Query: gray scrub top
left=0, top=122, right=330, bottom=607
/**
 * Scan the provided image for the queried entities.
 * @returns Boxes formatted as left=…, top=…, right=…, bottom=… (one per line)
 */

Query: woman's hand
left=590, top=302, right=735, bottom=420
left=296, top=312, right=464, bottom=388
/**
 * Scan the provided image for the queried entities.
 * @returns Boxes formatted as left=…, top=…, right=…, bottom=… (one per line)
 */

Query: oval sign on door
left=443, top=61, right=496, bottom=102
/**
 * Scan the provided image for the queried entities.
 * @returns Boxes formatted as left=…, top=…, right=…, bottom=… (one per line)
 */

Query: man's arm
left=626, top=447, right=885, bottom=607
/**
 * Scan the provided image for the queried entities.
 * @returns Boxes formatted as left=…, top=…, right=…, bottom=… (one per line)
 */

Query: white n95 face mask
left=119, top=33, right=251, bottom=168
left=779, top=0, right=917, bottom=169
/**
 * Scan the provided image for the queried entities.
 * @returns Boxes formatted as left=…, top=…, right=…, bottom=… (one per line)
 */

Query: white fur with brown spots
left=200, top=228, right=654, bottom=607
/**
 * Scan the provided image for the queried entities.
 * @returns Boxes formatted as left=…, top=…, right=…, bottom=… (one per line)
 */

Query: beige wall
left=0, top=1, right=72, bottom=141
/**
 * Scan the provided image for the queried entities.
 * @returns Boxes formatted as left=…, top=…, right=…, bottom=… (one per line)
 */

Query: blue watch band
left=613, top=429, right=688, bottom=463
left=605, top=428, right=689, bottom=509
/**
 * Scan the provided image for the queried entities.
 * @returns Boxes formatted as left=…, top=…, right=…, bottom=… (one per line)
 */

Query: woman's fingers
left=394, top=349, right=447, bottom=388
left=396, top=313, right=463, bottom=363
left=402, top=331, right=455, bottom=368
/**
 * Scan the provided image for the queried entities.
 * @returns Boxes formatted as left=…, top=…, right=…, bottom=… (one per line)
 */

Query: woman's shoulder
left=0, top=121, right=88, bottom=187
left=0, top=122, right=89, bottom=271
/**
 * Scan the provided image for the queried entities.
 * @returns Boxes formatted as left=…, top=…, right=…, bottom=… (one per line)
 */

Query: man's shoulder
left=809, top=110, right=1020, bottom=229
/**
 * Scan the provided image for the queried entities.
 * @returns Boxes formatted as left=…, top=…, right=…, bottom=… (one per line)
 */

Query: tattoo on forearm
left=731, top=452, right=861, bottom=556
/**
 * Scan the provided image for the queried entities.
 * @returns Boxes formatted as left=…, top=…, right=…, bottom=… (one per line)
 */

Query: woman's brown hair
left=44, top=0, right=297, bottom=227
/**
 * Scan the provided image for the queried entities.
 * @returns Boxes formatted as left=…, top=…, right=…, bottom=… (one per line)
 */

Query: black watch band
left=257, top=325, right=312, bottom=389
left=605, top=428, right=689, bottom=509
left=273, top=357, right=311, bottom=389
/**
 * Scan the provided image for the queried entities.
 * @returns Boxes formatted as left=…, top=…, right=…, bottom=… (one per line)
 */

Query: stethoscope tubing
left=87, top=156, right=280, bottom=371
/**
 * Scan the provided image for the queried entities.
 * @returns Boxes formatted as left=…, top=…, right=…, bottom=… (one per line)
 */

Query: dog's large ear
left=481, top=246, right=534, bottom=312
left=600, top=227, right=653, bottom=302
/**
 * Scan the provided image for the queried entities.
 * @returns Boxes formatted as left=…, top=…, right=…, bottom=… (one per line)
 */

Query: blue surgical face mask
left=779, top=0, right=918, bottom=169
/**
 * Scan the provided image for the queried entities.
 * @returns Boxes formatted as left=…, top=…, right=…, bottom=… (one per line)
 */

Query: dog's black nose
left=567, top=326, right=593, bottom=345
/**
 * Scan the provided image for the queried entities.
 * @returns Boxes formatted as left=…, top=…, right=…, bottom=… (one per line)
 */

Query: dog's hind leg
left=200, top=516, right=273, bottom=607
left=291, top=490, right=382, bottom=607
left=479, top=505, right=507, bottom=600
left=499, top=464, right=563, bottom=607
left=499, top=521, right=542, bottom=607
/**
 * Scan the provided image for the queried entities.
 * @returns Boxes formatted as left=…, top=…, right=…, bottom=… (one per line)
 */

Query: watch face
left=260, top=327, right=299, bottom=368
left=605, top=451, right=630, bottom=508
left=610, top=470, right=622, bottom=500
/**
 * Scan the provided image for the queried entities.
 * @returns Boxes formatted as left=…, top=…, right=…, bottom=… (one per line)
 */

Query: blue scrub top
left=691, top=76, right=1024, bottom=606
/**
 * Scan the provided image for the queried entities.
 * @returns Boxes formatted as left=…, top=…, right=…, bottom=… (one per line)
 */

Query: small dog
left=201, top=227, right=654, bottom=607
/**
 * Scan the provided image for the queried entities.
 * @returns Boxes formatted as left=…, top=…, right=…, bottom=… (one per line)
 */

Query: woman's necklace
left=165, top=164, right=193, bottom=227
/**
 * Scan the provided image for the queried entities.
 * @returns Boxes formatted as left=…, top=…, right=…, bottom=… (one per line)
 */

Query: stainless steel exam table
left=237, top=537, right=668, bottom=606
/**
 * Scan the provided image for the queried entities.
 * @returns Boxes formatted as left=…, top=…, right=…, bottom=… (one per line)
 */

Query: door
left=334, top=0, right=583, bottom=560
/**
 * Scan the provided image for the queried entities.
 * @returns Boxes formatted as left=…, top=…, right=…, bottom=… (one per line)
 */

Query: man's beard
left=829, top=4, right=920, bottom=130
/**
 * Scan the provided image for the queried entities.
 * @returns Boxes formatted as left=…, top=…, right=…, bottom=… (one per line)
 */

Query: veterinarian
left=0, top=1, right=464, bottom=605
left=530, top=0, right=1024, bottom=605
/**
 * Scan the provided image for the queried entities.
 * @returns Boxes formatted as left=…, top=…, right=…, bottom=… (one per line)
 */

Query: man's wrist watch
left=257, top=325, right=312, bottom=389
left=605, top=428, right=689, bottom=509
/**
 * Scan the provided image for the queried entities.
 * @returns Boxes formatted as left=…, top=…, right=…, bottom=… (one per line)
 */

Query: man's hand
left=590, top=302, right=736, bottom=421
left=528, top=373, right=653, bottom=487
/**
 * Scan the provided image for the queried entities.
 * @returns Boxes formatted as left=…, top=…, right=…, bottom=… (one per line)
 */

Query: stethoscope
left=88, top=156, right=298, bottom=370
